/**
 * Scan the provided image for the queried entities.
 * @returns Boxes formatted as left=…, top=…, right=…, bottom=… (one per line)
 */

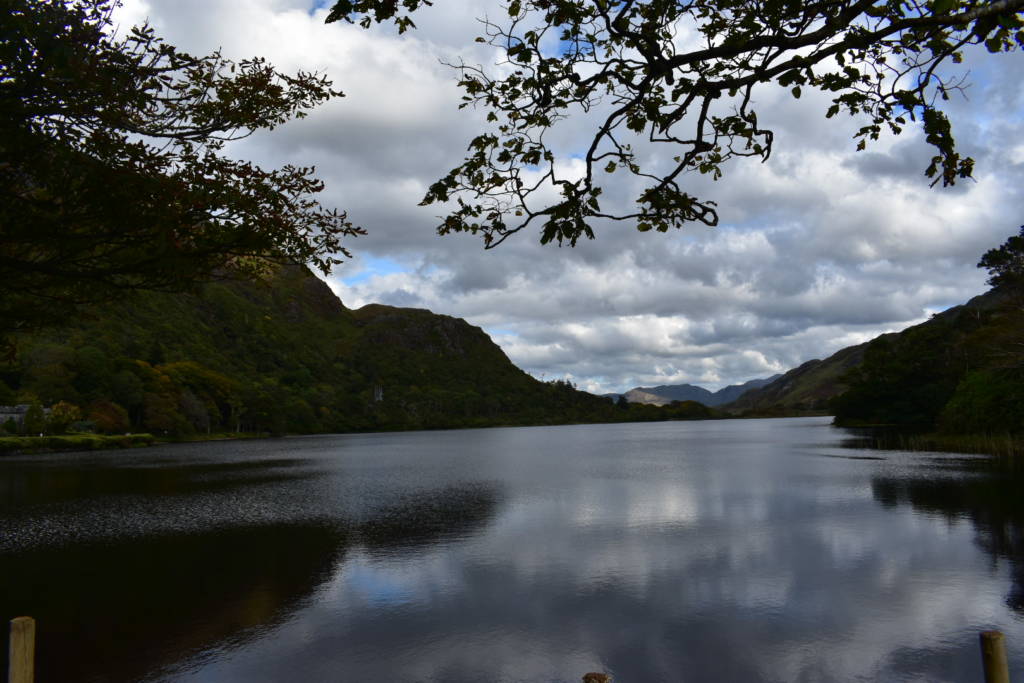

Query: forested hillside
left=0, top=264, right=711, bottom=437
left=832, top=286, right=1023, bottom=433
left=725, top=225, right=1024, bottom=435
left=723, top=282, right=1023, bottom=437
left=722, top=344, right=868, bottom=416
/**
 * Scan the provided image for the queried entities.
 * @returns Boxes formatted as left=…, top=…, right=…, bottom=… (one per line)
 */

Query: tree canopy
left=328, top=0, right=1023, bottom=248
left=979, top=225, right=1024, bottom=290
left=1, top=0, right=363, bottom=337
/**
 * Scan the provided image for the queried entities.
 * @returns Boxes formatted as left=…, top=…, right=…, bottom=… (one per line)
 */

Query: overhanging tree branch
left=1, top=0, right=364, bottom=338
left=329, top=0, right=1023, bottom=248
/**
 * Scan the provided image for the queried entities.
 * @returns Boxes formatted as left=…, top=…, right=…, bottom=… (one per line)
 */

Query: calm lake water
left=2, top=417, right=1023, bottom=682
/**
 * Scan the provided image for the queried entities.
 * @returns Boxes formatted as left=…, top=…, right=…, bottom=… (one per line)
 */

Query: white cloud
left=117, top=0, right=1024, bottom=393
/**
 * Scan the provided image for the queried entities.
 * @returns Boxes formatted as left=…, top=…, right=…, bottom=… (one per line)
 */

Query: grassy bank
left=897, top=432, right=1023, bottom=457
left=162, top=431, right=271, bottom=443
left=848, top=430, right=1024, bottom=457
left=0, top=433, right=156, bottom=454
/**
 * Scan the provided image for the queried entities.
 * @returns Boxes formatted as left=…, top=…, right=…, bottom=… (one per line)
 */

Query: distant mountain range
left=608, top=375, right=781, bottom=407
left=613, top=281, right=1023, bottom=434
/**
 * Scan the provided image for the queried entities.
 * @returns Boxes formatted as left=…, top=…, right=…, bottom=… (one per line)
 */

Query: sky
left=115, top=0, right=1024, bottom=394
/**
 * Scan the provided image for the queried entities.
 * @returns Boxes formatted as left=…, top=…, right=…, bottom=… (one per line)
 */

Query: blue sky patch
left=342, top=256, right=408, bottom=285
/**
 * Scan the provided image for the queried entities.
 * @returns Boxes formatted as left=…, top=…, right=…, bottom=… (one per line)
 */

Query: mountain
left=625, top=384, right=712, bottom=406
left=621, top=376, right=781, bottom=407
left=0, top=264, right=631, bottom=435
left=710, top=376, right=783, bottom=405
left=721, top=345, right=868, bottom=416
left=830, top=286, right=1023, bottom=432
left=0, top=264, right=719, bottom=437
left=724, top=286, right=1024, bottom=435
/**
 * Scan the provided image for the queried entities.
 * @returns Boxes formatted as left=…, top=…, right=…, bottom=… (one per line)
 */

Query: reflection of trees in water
left=1, top=523, right=347, bottom=683
left=837, top=426, right=927, bottom=453
left=0, top=458, right=316, bottom=511
left=872, top=458, right=1024, bottom=611
left=0, top=483, right=501, bottom=683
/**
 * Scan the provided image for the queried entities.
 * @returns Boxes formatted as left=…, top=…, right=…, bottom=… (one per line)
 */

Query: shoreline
left=4, top=417, right=1019, bottom=459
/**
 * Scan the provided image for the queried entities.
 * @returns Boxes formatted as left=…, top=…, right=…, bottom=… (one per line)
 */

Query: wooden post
left=980, top=630, right=1010, bottom=683
left=8, top=616, right=35, bottom=683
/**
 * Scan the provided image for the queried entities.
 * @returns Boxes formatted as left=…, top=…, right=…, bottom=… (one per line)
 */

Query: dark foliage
left=0, top=265, right=716, bottom=436
left=832, top=282, right=1024, bottom=433
left=1, top=0, right=362, bottom=338
left=979, top=225, right=1024, bottom=290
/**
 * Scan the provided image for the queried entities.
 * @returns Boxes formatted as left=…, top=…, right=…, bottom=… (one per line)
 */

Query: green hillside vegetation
left=723, top=284, right=1023, bottom=445
left=832, top=286, right=1024, bottom=435
left=832, top=228, right=1024, bottom=441
left=0, top=264, right=714, bottom=441
left=722, top=343, right=867, bottom=416
left=727, top=228, right=1024, bottom=448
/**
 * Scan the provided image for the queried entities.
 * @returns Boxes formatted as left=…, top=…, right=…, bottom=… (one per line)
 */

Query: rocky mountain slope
left=617, top=376, right=780, bottom=407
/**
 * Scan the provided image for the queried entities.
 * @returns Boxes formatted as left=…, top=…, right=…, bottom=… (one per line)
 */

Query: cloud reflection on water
left=171, top=421, right=1022, bottom=682
left=3, top=421, right=1023, bottom=682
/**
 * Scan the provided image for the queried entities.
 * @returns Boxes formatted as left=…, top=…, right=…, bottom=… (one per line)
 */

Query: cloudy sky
left=116, top=0, right=1024, bottom=394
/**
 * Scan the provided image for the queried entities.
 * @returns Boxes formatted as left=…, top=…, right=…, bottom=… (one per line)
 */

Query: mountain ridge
left=721, top=285, right=1023, bottom=437
left=0, top=264, right=714, bottom=436
left=611, top=375, right=781, bottom=407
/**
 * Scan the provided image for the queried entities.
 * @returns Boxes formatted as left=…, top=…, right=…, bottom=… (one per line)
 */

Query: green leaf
left=637, top=222, right=652, bottom=232
left=997, top=14, right=1022, bottom=30
left=791, top=86, right=801, bottom=99
left=931, top=0, right=955, bottom=15
left=604, top=161, right=616, bottom=173
left=508, top=0, right=521, bottom=16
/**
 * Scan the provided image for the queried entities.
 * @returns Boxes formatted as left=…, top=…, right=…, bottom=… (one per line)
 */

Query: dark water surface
left=2, top=417, right=1023, bottom=682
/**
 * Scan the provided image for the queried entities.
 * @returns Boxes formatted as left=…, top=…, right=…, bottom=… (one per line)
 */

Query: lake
left=1, top=417, right=1022, bottom=682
